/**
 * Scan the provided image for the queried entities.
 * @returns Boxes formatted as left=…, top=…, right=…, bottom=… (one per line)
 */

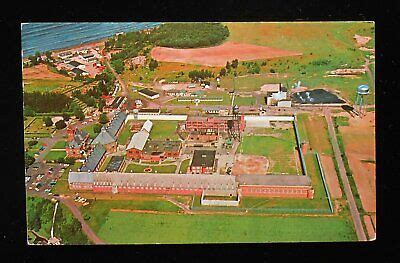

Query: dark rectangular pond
left=291, top=89, right=345, bottom=104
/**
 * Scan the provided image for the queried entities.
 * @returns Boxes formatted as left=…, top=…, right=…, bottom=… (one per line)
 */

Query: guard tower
left=355, top=84, right=370, bottom=117
left=227, top=105, right=241, bottom=141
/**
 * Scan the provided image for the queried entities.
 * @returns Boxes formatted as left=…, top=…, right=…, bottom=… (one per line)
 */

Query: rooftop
left=80, top=144, right=106, bottom=172
left=126, top=130, right=149, bottom=151
left=105, top=156, right=125, bottom=172
left=68, top=60, right=83, bottom=67
left=191, top=150, right=216, bottom=168
left=106, top=111, right=127, bottom=138
left=92, top=127, right=115, bottom=145
left=143, top=140, right=181, bottom=154
left=138, top=88, right=159, bottom=97
left=236, top=174, right=311, bottom=186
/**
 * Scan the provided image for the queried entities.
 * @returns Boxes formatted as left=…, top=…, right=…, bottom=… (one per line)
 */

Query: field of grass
left=220, top=22, right=375, bottom=104
left=117, top=122, right=133, bottom=145
left=149, top=121, right=180, bottom=141
left=80, top=198, right=181, bottom=233
left=44, top=150, right=66, bottom=161
left=24, top=117, right=56, bottom=135
left=53, top=162, right=83, bottom=195
left=238, top=128, right=298, bottom=174
left=52, top=140, right=67, bottom=149
left=23, top=79, right=80, bottom=93
left=233, top=95, right=257, bottom=106
left=297, top=114, right=333, bottom=155
left=82, top=123, right=101, bottom=139
left=125, top=163, right=177, bottom=173
left=96, top=211, right=356, bottom=243
left=178, top=159, right=191, bottom=174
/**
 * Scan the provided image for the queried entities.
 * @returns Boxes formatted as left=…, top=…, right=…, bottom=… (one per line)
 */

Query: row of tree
left=24, top=92, right=72, bottom=113
left=188, top=69, right=214, bottom=82
left=27, top=197, right=90, bottom=244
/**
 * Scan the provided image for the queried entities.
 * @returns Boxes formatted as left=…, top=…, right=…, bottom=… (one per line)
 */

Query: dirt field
left=339, top=112, right=375, bottom=213
left=320, top=155, right=342, bottom=199
left=23, top=64, right=69, bottom=80
left=151, top=41, right=302, bottom=66
left=232, top=154, right=269, bottom=175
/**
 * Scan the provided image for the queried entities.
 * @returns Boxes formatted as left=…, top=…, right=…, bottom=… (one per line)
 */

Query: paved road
left=324, top=108, right=367, bottom=241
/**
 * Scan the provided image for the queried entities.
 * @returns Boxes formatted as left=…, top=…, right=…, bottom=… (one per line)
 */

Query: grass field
left=53, top=162, right=83, bottom=195
left=96, top=212, right=356, bottom=243
left=117, top=122, right=133, bottom=145
left=80, top=198, right=181, bottom=233
left=125, top=163, right=177, bottom=173
left=238, top=128, right=298, bottom=174
left=82, top=123, right=101, bottom=139
left=220, top=22, right=375, bottom=104
left=23, top=79, right=80, bottom=93
left=297, top=114, right=333, bottom=155
left=24, top=117, right=56, bottom=135
left=52, top=140, right=67, bottom=149
left=149, top=121, right=180, bottom=141
left=44, top=150, right=66, bottom=161
left=233, top=95, right=257, bottom=106
left=178, top=159, right=191, bottom=174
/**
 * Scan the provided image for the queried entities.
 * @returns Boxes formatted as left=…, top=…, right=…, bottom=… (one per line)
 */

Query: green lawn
left=44, top=150, right=66, bottom=161
left=233, top=95, right=257, bottom=106
left=238, top=128, right=298, bottom=174
left=82, top=123, right=101, bottom=139
left=178, top=159, right=191, bottom=174
left=52, top=140, right=67, bottom=149
left=53, top=162, right=83, bottom=195
left=149, top=121, right=180, bottom=141
left=125, top=163, right=177, bottom=173
left=98, top=156, right=112, bottom=172
left=24, top=117, right=56, bottom=135
left=80, top=199, right=181, bottom=233
left=117, top=123, right=133, bottom=145
left=97, top=212, right=356, bottom=243
left=23, top=79, right=80, bottom=93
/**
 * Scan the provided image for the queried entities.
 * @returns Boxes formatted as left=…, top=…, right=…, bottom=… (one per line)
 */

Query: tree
left=28, top=140, right=38, bottom=147
left=270, top=68, right=276, bottom=73
left=99, top=113, right=109, bottom=124
left=55, top=120, right=67, bottom=130
left=43, top=117, right=53, bottom=127
left=149, top=59, right=159, bottom=71
left=64, top=156, right=76, bottom=165
left=74, top=108, right=85, bottom=121
left=45, top=50, right=52, bottom=60
left=98, top=98, right=106, bottom=111
left=93, top=123, right=102, bottom=134
left=225, top=61, right=231, bottom=70
left=62, top=112, right=70, bottom=121
left=24, top=106, right=36, bottom=117
left=231, top=59, right=239, bottom=69
left=219, top=68, right=226, bottom=76
left=25, top=153, right=35, bottom=168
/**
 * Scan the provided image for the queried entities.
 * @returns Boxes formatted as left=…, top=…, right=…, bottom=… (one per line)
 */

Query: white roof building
left=126, top=120, right=153, bottom=151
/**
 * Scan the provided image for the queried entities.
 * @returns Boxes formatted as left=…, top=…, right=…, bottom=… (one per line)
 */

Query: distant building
left=70, top=68, right=89, bottom=77
left=58, top=51, right=74, bottom=60
left=190, top=150, right=216, bottom=174
left=126, top=120, right=153, bottom=159
left=140, top=140, right=182, bottom=163
left=127, top=56, right=146, bottom=67
left=202, top=106, right=229, bottom=116
left=138, top=88, right=160, bottom=99
left=138, top=108, right=160, bottom=115
left=185, top=116, right=245, bottom=134
left=186, top=131, right=219, bottom=147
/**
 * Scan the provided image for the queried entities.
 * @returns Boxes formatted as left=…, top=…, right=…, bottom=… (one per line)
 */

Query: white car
left=25, top=177, right=31, bottom=183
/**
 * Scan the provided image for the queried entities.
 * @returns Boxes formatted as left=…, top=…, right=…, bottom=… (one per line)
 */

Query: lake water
left=21, top=22, right=161, bottom=57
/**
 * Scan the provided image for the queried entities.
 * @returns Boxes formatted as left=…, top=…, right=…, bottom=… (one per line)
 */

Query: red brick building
left=185, top=116, right=245, bottom=134
left=189, top=150, right=216, bottom=174
left=66, top=127, right=91, bottom=158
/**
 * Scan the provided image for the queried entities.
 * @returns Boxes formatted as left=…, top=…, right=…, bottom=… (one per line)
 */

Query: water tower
left=355, top=84, right=370, bottom=116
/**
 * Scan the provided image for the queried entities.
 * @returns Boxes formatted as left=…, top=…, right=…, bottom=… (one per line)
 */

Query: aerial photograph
left=22, top=22, right=375, bottom=244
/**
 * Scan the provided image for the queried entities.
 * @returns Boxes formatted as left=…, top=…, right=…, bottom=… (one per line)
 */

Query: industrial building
left=185, top=116, right=245, bottom=134
left=190, top=150, right=216, bottom=174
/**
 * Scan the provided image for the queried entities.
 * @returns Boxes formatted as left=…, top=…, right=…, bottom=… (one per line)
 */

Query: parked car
left=37, top=174, right=44, bottom=180
left=25, top=176, right=31, bottom=184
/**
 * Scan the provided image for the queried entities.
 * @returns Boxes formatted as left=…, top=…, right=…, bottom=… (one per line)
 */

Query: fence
left=293, top=117, right=307, bottom=176
left=315, top=152, right=334, bottom=213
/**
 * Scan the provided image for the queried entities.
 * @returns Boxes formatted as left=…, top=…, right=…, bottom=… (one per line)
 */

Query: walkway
left=324, top=108, right=367, bottom=241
